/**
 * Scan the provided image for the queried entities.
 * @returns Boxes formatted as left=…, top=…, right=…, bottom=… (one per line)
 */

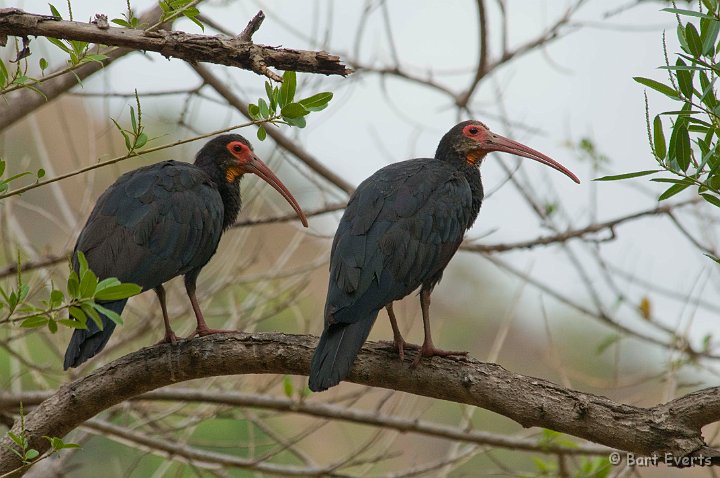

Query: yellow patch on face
left=466, top=150, right=485, bottom=165
left=225, top=165, right=244, bottom=183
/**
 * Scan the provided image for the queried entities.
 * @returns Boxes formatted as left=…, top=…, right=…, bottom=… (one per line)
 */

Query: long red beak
left=243, top=154, right=309, bottom=227
left=482, top=132, right=580, bottom=184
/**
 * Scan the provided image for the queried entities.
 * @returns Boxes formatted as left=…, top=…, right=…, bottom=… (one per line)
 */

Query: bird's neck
left=218, top=179, right=242, bottom=230
left=465, top=166, right=484, bottom=229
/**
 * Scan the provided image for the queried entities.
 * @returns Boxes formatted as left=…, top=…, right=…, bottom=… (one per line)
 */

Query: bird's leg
left=153, top=285, right=178, bottom=345
left=412, top=288, right=468, bottom=368
left=185, top=278, right=236, bottom=338
left=380, top=303, right=418, bottom=361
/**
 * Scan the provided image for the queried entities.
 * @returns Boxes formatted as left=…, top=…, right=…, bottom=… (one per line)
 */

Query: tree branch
left=0, top=388, right=613, bottom=457
left=1, top=333, right=719, bottom=476
left=0, top=9, right=351, bottom=79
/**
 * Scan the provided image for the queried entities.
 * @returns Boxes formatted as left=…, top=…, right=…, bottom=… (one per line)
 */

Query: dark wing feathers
left=65, top=160, right=224, bottom=369
left=325, top=158, right=474, bottom=326
left=310, top=158, right=476, bottom=391
left=74, top=160, right=224, bottom=290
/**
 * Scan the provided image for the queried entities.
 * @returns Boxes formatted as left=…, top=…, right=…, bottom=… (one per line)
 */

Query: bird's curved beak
left=242, top=154, right=309, bottom=227
left=480, top=132, right=580, bottom=184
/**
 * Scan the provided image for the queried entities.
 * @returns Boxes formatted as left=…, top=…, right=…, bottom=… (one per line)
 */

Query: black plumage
left=64, top=134, right=307, bottom=369
left=309, top=121, right=579, bottom=391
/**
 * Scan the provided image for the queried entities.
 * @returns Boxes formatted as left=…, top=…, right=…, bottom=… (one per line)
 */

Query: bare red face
left=461, top=123, right=580, bottom=184
left=225, top=140, right=309, bottom=227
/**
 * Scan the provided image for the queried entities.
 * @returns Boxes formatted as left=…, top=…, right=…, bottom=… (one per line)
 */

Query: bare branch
left=0, top=387, right=613, bottom=456
left=0, top=9, right=351, bottom=80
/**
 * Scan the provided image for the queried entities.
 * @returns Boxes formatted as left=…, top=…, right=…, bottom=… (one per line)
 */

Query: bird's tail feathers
left=309, top=312, right=378, bottom=392
left=63, top=299, right=127, bottom=370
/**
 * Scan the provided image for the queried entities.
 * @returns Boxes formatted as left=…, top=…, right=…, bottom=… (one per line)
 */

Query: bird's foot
left=154, top=331, right=179, bottom=346
left=188, top=327, right=237, bottom=339
left=380, top=339, right=420, bottom=361
left=411, top=345, right=468, bottom=368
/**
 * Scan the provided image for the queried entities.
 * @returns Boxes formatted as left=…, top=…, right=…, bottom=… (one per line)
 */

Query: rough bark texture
left=0, top=9, right=351, bottom=76
left=1, top=333, right=719, bottom=476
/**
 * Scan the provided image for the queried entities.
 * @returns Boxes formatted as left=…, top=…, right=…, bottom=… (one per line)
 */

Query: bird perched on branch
left=309, top=120, right=579, bottom=391
left=64, top=134, right=308, bottom=369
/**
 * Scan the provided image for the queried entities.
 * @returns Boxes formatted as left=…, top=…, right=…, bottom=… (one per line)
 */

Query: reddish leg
left=412, top=288, right=467, bottom=368
left=153, top=285, right=178, bottom=345
left=380, top=302, right=418, bottom=361
left=185, top=279, right=235, bottom=338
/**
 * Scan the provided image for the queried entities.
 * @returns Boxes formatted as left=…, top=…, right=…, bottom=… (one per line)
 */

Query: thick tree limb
left=0, top=9, right=351, bottom=79
left=1, top=333, right=719, bottom=476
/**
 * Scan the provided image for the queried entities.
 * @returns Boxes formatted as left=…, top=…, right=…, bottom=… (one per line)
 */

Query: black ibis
left=64, top=134, right=308, bottom=369
left=309, top=120, right=579, bottom=391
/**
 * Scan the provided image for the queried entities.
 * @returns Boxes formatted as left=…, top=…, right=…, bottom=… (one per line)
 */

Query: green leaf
left=68, top=306, right=87, bottom=326
left=130, top=106, right=137, bottom=133
left=47, top=318, right=58, bottom=333
left=701, top=19, right=720, bottom=56
left=701, top=193, right=720, bottom=207
left=0, top=59, right=7, bottom=87
left=658, top=181, right=693, bottom=200
left=265, top=81, right=277, bottom=111
left=112, top=18, right=131, bottom=27
left=256, top=126, right=267, bottom=141
left=67, top=271, right=79, bottom=298
left=134, top=132, right=148, bottom=149
left=48, top=3, right=62, bottom=19
left=24, top=449, right=39, bottom=461
left=298, top=92, right=333, bottom=112
left=593, top=170, right=662, bottom=181
left=280, top=70, right=297, bottom=106
left=281, top=103, right=309, bottom=119
left=18, top=284, right=29, bottom=302
left=247, top=103, right=260, bottom=120
left=258, top=98, right=270, bottom=118
left=282, top=375, right=294, bottom=398
left=37, top=168, right=46, bottom=179
left=676, top=63, right=694, bottom=100
left=633, top=77, right=680, bottom=100
left=81, top=302, right=102, bottom=329
left=21, top=316, right=48, bottom=328
left=76, top=251, right=89, bottom=277
left=95, top=277, right=121, bottom=292
left=47, top=37, right=71, bottom=54
left=285, top=116, right=306, bottom=128
left=8, top=431, right=25, bottom=448
left=685, top=23, right=703, bottom=57
left=49, top=289, right=64, bottom=308
left=58, top=319, right=86, bottom=329
left=93, top=283, right=141, bottom=301
left=91, top=302, right=124, bottom=326
left=669, top=122, right=691, bottom=171
left=79, top=269, right=98, bottom=298
left=0, top=159, right=5, bottom=176
left=39, top=58, right=48, bottom=72
left=662, top=8, right=715, bottom=19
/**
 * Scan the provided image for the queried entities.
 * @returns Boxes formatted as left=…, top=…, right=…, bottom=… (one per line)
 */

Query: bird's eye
left=233, top=144, right=243, bottom=153
left=469, top=127, right=479, bottom=135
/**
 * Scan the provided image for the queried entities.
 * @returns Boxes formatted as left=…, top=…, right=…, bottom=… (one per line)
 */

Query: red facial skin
left=226, top=141, right=309, bottom=227
left=461, top=123, right=580, bottom=184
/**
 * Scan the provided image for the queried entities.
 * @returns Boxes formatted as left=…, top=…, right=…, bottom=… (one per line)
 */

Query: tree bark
left=0, top=333, right=719, bottom=476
